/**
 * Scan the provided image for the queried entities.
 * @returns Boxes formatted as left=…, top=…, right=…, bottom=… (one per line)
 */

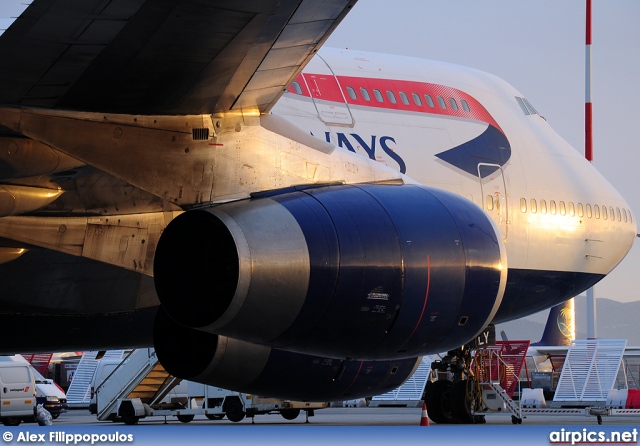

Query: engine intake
left=154, top=184, right=506, bottom=359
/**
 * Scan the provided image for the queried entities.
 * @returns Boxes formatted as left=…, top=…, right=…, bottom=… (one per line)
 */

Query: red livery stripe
left=289, top=73, right=503, bottom=133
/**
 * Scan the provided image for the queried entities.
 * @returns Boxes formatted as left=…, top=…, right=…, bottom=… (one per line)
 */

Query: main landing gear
left=423, top=326, right=496, bottom=425
left=423, top=347, right=485, bottom=424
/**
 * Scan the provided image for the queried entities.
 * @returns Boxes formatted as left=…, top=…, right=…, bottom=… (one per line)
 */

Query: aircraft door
left=478, top=163, right=508, bottom=240
left=302, top=55, right=355, bottom=127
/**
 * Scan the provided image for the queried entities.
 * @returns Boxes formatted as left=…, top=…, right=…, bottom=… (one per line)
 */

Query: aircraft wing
left=0, top=0, right=361, bottom=266
left=0, top=0, right=355, bottom=119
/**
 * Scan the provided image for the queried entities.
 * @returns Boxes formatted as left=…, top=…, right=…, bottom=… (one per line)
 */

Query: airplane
left=0, top=0, right=635, bottom=424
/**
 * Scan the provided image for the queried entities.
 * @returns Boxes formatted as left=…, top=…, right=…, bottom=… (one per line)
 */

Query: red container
left=625, top=389, right=640, bottom=409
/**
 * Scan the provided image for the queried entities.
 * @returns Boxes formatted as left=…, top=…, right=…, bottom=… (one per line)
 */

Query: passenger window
left=347, top=86, right=357, bottom=100
left=611, top=206, right=616, bottom=221
left=520, top=198, right=527, bottom=213
left=386, top=90, right=397, bottom=104
left=437, top=96, right=447, bottom=109
left=559, top=201, right=566, bottom=216
left=540, top=200, right=547, bottom=214
left=399, top=92, right=410, bottom=105
left=373, top=89, right=384, bottom=102
left=425, top=95, right=435, bottom=107
left=461, top=100, right=471, bottom=112
left=550, top=200, right=557, bottom=215
left=530, top=198, right=537, bottom=214
left=594, top=205, right=600, bottom=219
left=360, top=87, right=371, bottom=101
left=449, top=98, right=459, bottom=110
left=586, top=204, right=592, bottom=218
left=602, top=205, right=608, bottom=220
left=623, top=208, right=628, bottom=223
left=577, top=203, right=583, bottom=218
left=630, top=210, right=633, bottom=224
left=486, top=195, right=494, bottom=211
left=292, top=81, right=303, bottom=95
left=568, top=202, right=575, bottom=217
left=412, top=93, right=422, bottom=106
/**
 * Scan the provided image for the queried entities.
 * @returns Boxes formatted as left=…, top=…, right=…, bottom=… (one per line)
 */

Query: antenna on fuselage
left=585, top=0, right=597, bottom=339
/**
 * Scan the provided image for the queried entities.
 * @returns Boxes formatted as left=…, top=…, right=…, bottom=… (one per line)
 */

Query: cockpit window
left=523, top=98, right=539, bottom=115
left=516, top=96, right=539, bottom=116
left=516, top=97, right=530, bottom=115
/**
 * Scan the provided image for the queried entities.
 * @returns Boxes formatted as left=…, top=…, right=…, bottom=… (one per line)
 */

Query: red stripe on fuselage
left=289, top=73, right=503, bottom=133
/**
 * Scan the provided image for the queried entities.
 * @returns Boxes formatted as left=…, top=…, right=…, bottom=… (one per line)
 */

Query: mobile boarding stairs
left=91, top=349, right=325, bottom=424
left=470, top=339, right=640, bottom=424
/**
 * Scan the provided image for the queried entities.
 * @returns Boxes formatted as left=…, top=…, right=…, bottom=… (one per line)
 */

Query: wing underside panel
left=0, top=0, right=356, bottom=116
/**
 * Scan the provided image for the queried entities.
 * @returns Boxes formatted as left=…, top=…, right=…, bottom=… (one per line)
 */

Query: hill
left=495, top=297, right=640, bottom=345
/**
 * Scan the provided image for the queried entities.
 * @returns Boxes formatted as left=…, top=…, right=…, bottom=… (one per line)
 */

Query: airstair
left=370, top=356, right=433, bottom=407
left=95, top=348, right=181, bottom=421
left=471, top=340, right=530, bottom=422
left=66, top=350, right=125, bottom=407
left=472, top=339, right=640, bottom=424
left=93, top=348, right=327, bottom=424
left=474, top=340, right=530, bottom=398
left=553, top=339, right=627, bottom=404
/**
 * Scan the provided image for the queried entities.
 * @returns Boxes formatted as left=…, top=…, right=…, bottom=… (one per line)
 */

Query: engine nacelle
left=154, top=184, right=507, bottom=359
left=154, top=308, right=420, bottom=401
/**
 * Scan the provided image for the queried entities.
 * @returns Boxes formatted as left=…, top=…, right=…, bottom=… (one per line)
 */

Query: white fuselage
left=273, top=48, right=635, bottom=280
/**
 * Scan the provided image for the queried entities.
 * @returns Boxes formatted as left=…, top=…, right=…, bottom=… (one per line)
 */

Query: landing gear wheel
left=177, top=414, right=194, bottom=423
left=225, top=401, right=245, bottom=423
left=451, top=379, right=475, bottom=424
left=423, top=380, right=454, bottom=424
left=280, top=409, right=300, bottom=420
left=51, top=413, right=60, bottom=420
left=206, top=414, right=224, bottom=421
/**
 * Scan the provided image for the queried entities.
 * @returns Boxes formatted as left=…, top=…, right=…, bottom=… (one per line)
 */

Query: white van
left=0, top=356, right=36, bottom=426
left=32, top=368, right=68, bottom=419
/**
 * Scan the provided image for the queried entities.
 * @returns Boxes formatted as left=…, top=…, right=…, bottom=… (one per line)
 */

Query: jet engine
left=154, top=308, right=420, bottom=401
left=154, top=184, right=507, bottom=360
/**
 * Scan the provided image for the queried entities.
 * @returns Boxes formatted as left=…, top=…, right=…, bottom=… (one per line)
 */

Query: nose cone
left=585, top=164, right=637, bottom=276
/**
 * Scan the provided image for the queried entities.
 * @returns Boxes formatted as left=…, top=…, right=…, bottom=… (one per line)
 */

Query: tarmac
left=42, top=407, right=640, bottom=427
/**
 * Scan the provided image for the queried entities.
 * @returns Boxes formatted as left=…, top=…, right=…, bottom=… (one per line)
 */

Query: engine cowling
left=154, top=308, right=420, bottom=401
left=154, top=184, right=507, bottom=359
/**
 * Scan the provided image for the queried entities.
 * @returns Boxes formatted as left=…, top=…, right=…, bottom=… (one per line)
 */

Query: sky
left=0, top=1, right=638, bottom=304
left=325, top=0, right=640, bottom=304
